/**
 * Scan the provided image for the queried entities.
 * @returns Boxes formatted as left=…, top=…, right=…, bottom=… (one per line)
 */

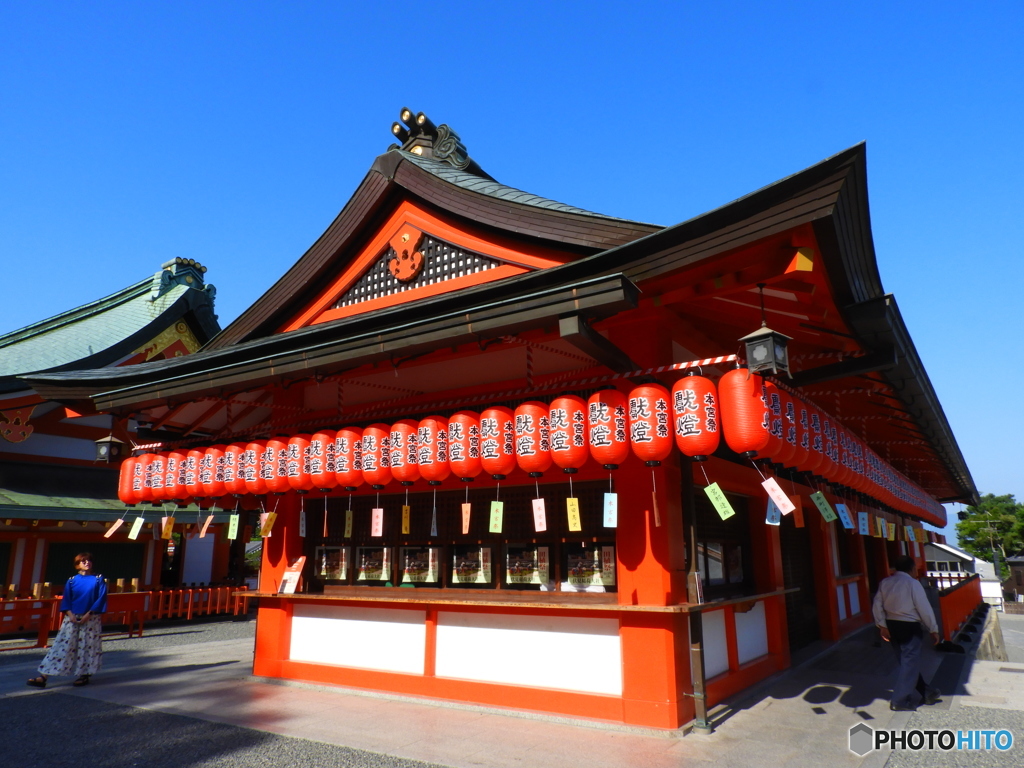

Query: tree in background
left=956, top=494, right=1024, bottom=581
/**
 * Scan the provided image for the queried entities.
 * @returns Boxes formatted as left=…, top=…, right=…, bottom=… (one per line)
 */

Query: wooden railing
left=0, top=585, right=252, bottom=649
left=937, top=573, right=982, bottom=641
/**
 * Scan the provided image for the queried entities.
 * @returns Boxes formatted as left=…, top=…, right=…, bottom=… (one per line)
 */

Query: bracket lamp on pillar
left=95, top=435, right=126, bottom=463
left=739, top=284, right=792, bottom=377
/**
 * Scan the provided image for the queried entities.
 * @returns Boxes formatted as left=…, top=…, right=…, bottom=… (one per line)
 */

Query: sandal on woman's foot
left=73, top=675, right=90, bottom=687
left=26, top=677, right=46, bottom=688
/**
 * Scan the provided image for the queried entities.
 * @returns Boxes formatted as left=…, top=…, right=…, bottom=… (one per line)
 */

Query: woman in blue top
left=27, top=552, right=107, bottom=688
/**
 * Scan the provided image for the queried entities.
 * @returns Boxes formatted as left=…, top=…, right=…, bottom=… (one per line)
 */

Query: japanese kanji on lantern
left=304, top=429, right=335, bottom=491
left=758, top=380, right=791, bottom=466
left=418, top=416, right=450, bottom=485
left=587, top=388, right=629, bottom=469
left=514, top=401, right=551, bottom=477
left=200, top=445, right=227, bottom=498
left=390, top=420, right=420, bottom=486
left=549, top=394, right=588, bottom=473
left=671, top=374, right=720, bottom=461
left=222, top=443, right=247, bottom=496
left=480, top=406, right=516, bottom=479
left=448, top=410, right=482, bottom=481
left=628, top=384, right=672, bottom=465
left=334, top=427, right=364, bottom=490
left=243, top=439, right=268, bottom=495
left=785, top=393, right=809, bottom=472
left=131, top=453, right=153, bottom=504
left=265, top=437, right=291, bottom=494
left=185, top=448, right=205, bottom=497
left=286, top=434, right=314, bottom=493
left=119, top=455, right=139, bottom=505
left=361, top=423, right=392, bottom=488
left=149, top=453, right=169, bottom=501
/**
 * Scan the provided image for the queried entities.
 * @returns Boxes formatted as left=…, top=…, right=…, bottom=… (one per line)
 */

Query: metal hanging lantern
left=739, top=284, right=792, bottom=377
left=95, top=435, right=126, bottom=463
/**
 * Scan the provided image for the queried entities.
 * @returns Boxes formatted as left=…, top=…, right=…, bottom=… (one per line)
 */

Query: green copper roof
left=0, top=261, right=218, bottom=380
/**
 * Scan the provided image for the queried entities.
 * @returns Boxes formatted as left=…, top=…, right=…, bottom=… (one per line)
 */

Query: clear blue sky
left=2, top=2, right=1021, bottom=544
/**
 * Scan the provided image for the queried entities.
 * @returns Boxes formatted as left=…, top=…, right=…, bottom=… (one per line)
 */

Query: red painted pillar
left=254, top=493, right=302, bottom=678
left=808, top=512, right=841, bottom=642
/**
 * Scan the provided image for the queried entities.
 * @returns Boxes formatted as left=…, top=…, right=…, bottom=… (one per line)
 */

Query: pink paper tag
left=461, top=503, right=471, bottom=534
left=371, top=507, right=384, bottom=537
left=532, top=498, right=547, bottom=532
left=761, top=477, right=795, bottom=514
left=103, top=518, right=125, bottom=538
left=199, top=514, right=215, bottom=538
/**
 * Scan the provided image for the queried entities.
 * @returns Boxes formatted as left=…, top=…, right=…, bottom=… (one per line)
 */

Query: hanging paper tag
left=704, top=482, right=735, bottom=520
left=461, top=503, right=471, bottom=534
left=344, top=508, right=353, bottom=538
left=651, top=491, right=662, bottom=527
left=761, top=477, right=795, bottom=514
left=430, top=506, right=437, bottom=538
left=259, top=512, right=277, bottom=537
left=488, top=500, right=503, bottom=533
left=905, top=525, right=915, bottom=542
left=299, top=509, right=307, bottom=538
left=371, top=507, right=384, bottom=537
left=876, top=516, right=886, bottom=538
left=834, top=503, right=855, bottom=530
left=532, top=498, right=547, bottom=532
left=401, top=505, right=411, bottom=535
left=603, top=492, right=618, bottom=528
left=886, top=522, right=896, bottom=541
left=790, top=495, right=805, bottom=528
left=857, top=511, right=870, bottom=536
left=161, top=516, right=176, bottom=540
left=566, top=497, right=582, bottom=532
left=227, top=513, right=240, bottom=540
left=128, top=516, right=145, bottom=540
left=200, top=514, right=215, bottom=538
left=766, top=499, right=782, bottom=526
left=104, top=518, right=125, bottom=538
left=809, top=492, right=837, bottom=522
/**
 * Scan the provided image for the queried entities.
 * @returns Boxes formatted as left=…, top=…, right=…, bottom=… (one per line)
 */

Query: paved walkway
left=1, top=613, right=1022, bottom=767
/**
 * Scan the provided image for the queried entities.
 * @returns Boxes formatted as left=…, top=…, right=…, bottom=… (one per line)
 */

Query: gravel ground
left=1, top=690, right=447, bottom=768
left=0, top=615, right=257, bottom=667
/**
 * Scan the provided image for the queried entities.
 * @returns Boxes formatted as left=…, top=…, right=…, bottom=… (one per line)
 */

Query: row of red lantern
left=118, top=378, right=723, bottom=505
left=718, top=368, right=943, bottom=522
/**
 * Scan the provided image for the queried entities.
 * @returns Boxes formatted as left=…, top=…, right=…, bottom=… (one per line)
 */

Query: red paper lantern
left=780, top=390, right=808, bottom=471
left=587, top=389, right=630, bottom=469
left=514, top=401, right=552, bottom=477
left=418, top=417, right=451, bottom=485
left=119, top=455, right=139, bottom=505
left=361, top=423, right=392, bottom=488
left=757, top=380, right=792, bottom=466
left=480, top=406, right=516, bottom=479
left=265, top=437, right=291, bottom=494
left=334, top=427, right=364, bottom=490
left=791, top=397, right=813, bottom=473
left=309, top=430, right=338, bottom=491
left=286, top=434, right=315, bottom=493
left=184, top=449, right=205, bottom=497
left=671, top=375, right=720, bottom=460
left=804, top=404, right=826, bottom=476
left=549, top=395, right=588, bottom=473
left=200, top=445, right=227, bottom=499
left=628, top=384, right=673, bottom=465
left=243, top=440, right=268, bottom=496
left=149, top=453, right=169, bottom=501
left=448, top=411, right=482, bottom=481
left=719, top=368, right=770, bottom=457
left=390, top=420, right=420, bottom=486
left=820, top=414, right=840, bottom=482
left=222, top=443, right=247, bottom=496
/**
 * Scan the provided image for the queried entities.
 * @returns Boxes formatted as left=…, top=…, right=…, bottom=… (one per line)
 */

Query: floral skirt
left=38, top=615, right=102, bottom=677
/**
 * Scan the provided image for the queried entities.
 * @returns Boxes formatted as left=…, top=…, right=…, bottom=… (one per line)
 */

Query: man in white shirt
left=872, top=555, right=941, bottom=711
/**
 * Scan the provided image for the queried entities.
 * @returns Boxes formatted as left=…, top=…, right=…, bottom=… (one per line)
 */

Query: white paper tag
left=603, top=492, right=618, bottom=528
left=128, top=516, right=145, bottom=540
left=371, top=507, right=384, bottom=537
left=761, top=477, right=795, bottom=514
left=532, top=498, right=547, bottom=532
left=857, top=511, right=870, bottom=536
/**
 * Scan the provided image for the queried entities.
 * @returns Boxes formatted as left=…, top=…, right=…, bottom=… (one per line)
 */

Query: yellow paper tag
left=344, top=509, right=353, bottom=538
left=886, top=522, right=896, bottom=541
left=489, top=501, right=503, bottom=533
left=260, top=512, right=278, bottom=537
left=161, top=516, right=176, bottom=540
left=128, top=516, right=145, bottom=540
left=227, top=514, right=239, bottom=540
left=402, top=505, right=411, bottom=535
left=566, top=497, right=582, bottom=532
left=703, top=482, right=735, bottom=520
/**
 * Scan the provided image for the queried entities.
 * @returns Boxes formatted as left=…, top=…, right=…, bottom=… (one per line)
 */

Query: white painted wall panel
left=837, top=585, right=847, bottom=621
left=735, top=601, right=768, bottom=664
left=848, top=582, right=860, bottom=616
left=435, top=611, right=622, bottom=695
left=180, top=533, right=214, bottom=586
left=290, top=604, right=426, bottom=674
left=702, top=609, right=729, bottom=679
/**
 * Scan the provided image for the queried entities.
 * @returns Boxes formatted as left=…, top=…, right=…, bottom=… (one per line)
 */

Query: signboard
left=452, top=547, right=492, bottom=584
left=400, top=547, right=440, bottom=583
left=356, top=547, right=391, bottom=581
left=506, top=545, right=549, bottom=585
